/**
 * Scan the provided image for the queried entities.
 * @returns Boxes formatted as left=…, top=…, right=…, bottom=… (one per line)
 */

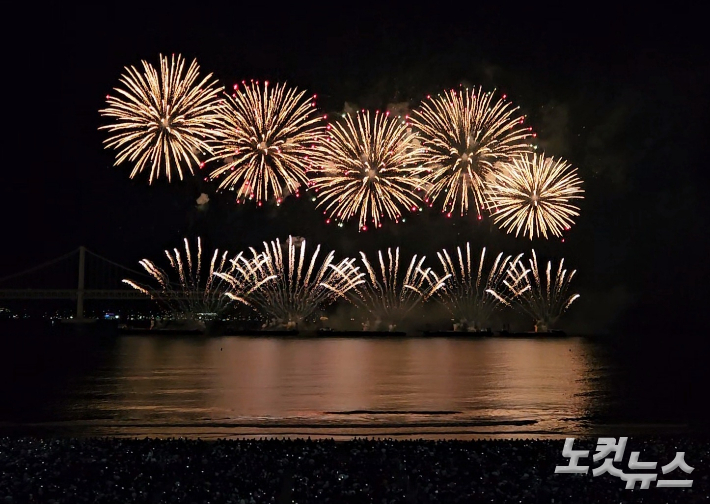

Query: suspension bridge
left=0, top=247, right=153, bottom=320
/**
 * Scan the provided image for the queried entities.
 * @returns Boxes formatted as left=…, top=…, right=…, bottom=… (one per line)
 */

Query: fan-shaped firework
left=487, top=153, right=584, bottom=239
left=122, top=238, right=267, bottom=316
left=352, top=248, right=448, bottom=329
left=100, top=54, right=223, bottom=183
left=220, top=236, right=363, bottom=327
left=489, top=250, right=580, bottom=331
left=431, top=244, right=519, bottom=330
left=411, top=87, right=533, bottom=217
left=209, top=81, right=323, bottom=205
left=310, top=111, right=427, bottom=230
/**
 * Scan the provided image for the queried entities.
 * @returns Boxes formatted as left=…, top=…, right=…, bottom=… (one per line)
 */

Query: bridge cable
left=0, top=248, right=80, bottom=284
left=84, top=249, right=154, bottom=280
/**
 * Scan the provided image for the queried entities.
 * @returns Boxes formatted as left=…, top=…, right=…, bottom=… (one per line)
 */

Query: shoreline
left=1, top=319, right=589, bottom=338
left=0, top=423, right=700, bottom=440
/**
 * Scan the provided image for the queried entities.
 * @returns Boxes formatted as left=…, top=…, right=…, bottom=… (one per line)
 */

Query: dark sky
left=4, top=4, right=709, bottom=335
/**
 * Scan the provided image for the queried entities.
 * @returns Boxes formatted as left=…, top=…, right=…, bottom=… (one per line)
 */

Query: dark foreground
left=1, top=437, right=707, bottom=503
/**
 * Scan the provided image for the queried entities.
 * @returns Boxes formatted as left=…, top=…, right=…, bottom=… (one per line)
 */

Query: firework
left=100, top=54, right=223, bottom=183
left=411, top=87, right=533, bottom=217
left=431, top=244, right=519, bottom=330
left=486, top=153, right=584, bottom=239
left=208, top=81, right=323, bottom=205
left=122, top=237, right=266, bottom=316
left=219, top=236, right=363, bottom=327
left=352, top=248, right=448, bottom=329
left=488, top=250, right=580, bottom=331
left=310, top=110, right=427, bottom=230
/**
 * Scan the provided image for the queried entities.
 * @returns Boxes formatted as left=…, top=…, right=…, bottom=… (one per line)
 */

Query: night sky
left=5, top=4, right=709, bottom=337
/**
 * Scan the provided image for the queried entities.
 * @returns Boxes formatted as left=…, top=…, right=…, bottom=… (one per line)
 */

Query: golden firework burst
left=208, top=80, right=323, bottom=205
left=100, top=54, right=223, bottom=183
left=310, top=110, right=427, bottom=231
left=411, top=87, right=533, bottom=217
left=487, top=153, right=584, bottom=239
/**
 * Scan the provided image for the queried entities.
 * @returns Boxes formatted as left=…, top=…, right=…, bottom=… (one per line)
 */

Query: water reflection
left=31, top=336, right=601, bottom=438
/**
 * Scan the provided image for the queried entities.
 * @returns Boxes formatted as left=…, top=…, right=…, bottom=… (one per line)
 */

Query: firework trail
left=430, top=244, right=519, bottom=330
left=488, top=250, right=580, bottom=331
left=411, top=87, right=533, bottom=218
left=310, top=110, right=428, bottom=231
left=352, top=248, right=448, bottom=329
left=122, top=237, right=267, bottom=317
left=209, top=81, right=323, bottom=205
left=100, top=54, right=223, bottom=183
left=219, top=236, right=363, bottom=327
left=486, top=153, right=584, bottom=239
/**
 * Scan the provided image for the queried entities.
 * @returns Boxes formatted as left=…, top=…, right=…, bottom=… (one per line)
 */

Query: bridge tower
left=62, top=245, right=95, bottom=323
left=77, top=246, right=86, bottom=320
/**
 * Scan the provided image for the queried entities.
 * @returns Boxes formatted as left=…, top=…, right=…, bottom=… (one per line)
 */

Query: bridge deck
left=0, top=289, right=152, bottom=300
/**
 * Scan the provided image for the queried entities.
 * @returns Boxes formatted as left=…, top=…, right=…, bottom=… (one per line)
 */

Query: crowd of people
left=1, top=436, right=707, bottom=503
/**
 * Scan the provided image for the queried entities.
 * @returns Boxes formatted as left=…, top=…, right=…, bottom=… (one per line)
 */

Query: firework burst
left=352, top=248, right=448, bottom=329
left=411, top=87, right=533, bottom=217
left=431, top=244, right=519, bottom=329
left=208, top=81, right=323, bottom=205
left=100, top=54, right=223, bottom=183
left=486, top=153, right=584, bottom=239
left=219, top=236, right=363, bottom=327
left=122, top=237, right=265, bottom=316
left=310, top=110, right=427, bottom=230
left=488, top=250, right=580, bottom=331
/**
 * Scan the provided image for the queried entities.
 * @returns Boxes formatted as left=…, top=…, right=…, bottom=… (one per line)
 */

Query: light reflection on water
left=37, top=336, right=603, bottom=439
